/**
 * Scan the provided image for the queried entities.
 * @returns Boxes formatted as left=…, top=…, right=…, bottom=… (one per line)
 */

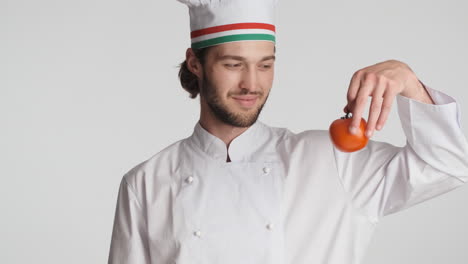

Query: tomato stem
left=341, top=111, right=352, bottom=119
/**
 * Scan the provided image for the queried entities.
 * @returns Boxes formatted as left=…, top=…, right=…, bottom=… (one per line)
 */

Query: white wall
left=1, top=0, right=467, bottom=263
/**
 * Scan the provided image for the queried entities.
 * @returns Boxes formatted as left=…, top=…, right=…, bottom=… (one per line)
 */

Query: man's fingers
left=365, top=78, right=386, bottom=137
left=349, top=79, right=375, bottom=134
left=346, top=71, right=362, bottom=106
left=376, top=89, right=396, bottom=131
left=343, top=105, right=351, bottom=114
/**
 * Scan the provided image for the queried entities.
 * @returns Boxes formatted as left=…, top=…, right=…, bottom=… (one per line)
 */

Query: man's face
left=199, top=41, right=276, bottom=127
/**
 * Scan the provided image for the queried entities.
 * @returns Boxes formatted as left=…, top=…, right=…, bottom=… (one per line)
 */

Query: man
left=108, top=0, right=468, bottom=263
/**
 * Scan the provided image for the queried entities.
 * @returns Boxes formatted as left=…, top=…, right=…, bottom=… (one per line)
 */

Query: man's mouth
left=232, top=95, right=259, bottom=108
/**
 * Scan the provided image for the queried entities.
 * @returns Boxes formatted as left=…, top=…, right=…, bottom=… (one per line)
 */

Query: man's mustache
left=229, top=89, right=263, bottom=96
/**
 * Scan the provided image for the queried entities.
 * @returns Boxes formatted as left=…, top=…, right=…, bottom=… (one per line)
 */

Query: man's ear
left=186, top=48, right=203, bottom=79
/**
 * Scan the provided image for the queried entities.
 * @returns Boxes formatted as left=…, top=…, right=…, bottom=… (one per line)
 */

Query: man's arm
left=399, top=79, right=435, bottom=105
left=108, top=177, right=151, bottom=264
left=333, top=85, right=468, bottom=223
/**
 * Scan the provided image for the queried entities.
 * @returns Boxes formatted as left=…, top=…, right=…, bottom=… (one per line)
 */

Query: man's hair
left=178, top=47, right=212, bottom=99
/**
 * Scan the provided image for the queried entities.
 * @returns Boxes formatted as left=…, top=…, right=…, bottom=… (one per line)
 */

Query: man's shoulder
left=291, top=128, right=331, bottom=149
left=261, top=122, right=332, bottom=151
left=265, top=123, right=329, bottom=143
left=122, top=137, right=190, bottom=186
left=296, top=128, right=330, bottom=141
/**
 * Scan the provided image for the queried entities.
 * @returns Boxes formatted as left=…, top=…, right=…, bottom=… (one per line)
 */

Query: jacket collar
left=189, top=119, right=266, bottom=162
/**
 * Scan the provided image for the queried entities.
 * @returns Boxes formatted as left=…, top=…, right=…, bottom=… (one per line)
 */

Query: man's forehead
left=212, top=44, right=276, bottom=61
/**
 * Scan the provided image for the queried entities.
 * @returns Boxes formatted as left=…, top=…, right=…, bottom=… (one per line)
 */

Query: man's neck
left=199, top=98, right=253, bottom=163
left=198, top=116, right=250, bottom=148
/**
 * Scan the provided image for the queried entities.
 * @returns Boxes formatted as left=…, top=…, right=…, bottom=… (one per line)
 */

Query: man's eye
left=262, top=65, right=272, bottom=68
left=225, top=64, right=241, bottom=67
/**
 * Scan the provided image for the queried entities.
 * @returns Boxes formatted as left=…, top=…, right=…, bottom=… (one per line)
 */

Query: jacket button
left=193, top=230, right=202, bottom=237
left=262, top=167, right=271, bottom=174
left=185, top=176, right=194, bottom=184
left=266, top=223, right=274, bottom=230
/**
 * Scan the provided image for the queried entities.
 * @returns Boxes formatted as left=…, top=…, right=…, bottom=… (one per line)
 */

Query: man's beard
left=200, top=71, right=269, bottom=128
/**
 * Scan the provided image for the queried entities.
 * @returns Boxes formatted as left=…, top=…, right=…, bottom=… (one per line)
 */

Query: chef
left=107, top=0, right=468, bottom=263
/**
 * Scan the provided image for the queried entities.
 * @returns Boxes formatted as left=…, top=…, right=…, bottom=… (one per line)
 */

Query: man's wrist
left=400, top=78, right=435, bottom=104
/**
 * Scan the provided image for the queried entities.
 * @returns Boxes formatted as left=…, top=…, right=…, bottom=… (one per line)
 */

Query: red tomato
left=329, top=113, right=369, bottom=152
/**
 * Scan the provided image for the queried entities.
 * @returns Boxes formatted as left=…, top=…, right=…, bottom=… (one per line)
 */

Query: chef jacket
left=108, top=86, right=468, bottom=264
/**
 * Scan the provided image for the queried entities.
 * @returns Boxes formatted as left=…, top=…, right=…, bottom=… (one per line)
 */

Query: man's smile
left=231, top=95, right=259, bottom=108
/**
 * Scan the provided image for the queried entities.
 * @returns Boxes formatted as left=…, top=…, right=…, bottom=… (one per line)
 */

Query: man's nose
left=239, top=67, right=258, bottom=91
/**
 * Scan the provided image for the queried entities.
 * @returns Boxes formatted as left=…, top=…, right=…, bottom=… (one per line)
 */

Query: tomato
left=329, top=112, right=369, bottom=152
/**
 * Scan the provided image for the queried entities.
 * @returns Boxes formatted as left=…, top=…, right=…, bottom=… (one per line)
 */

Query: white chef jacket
left=108, top=86, right=468, bottom=264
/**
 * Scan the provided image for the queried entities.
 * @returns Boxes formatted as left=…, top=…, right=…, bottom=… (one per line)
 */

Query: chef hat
left=176, top=0, right=279, bottom=49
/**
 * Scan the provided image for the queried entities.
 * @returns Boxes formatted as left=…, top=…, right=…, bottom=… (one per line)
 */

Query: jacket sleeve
left=333, top=84, right=468, bottom=224
left=108, top=176, right=151, bottom=264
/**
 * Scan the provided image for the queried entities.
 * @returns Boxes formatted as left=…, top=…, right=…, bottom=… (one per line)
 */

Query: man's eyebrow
left=216, top=55, right=276, bottom=62
left=260, top=55, right=276, bottom=61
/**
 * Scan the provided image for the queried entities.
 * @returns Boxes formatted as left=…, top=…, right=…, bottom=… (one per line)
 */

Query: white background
left=2, top=0, right=467, bottom=263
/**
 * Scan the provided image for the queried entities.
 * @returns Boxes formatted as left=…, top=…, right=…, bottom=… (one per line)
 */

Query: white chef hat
left=176, top=0, right=279, bottom=49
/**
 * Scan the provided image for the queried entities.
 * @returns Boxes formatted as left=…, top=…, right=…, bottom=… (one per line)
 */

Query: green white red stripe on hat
left=177, top=0, right=279, bottom=49
left=191, top=22, right=276, bottom=49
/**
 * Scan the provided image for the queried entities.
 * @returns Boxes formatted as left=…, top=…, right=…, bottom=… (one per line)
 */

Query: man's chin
left=207, top=99, right=265, bottom=127
left=227, top=112, right=261, bottom=127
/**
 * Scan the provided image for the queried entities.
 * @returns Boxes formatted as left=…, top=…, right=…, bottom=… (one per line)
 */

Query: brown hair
left=178, top=47, right=212, bottom=99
